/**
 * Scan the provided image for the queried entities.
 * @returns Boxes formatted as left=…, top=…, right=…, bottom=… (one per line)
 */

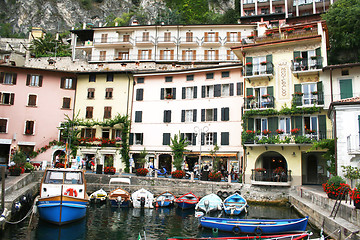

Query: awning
left=201, top=153, right=238, bottom=158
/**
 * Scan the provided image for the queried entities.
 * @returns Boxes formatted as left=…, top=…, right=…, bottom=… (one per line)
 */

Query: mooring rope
left=2, top=201, right=35, bottom=225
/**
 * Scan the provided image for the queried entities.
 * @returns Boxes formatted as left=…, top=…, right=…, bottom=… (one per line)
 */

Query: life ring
left=64, top=188, right=78, bottom=197
left=232, top=226, right=241, bottom=234
left=254, top=226, right=263, bottom=236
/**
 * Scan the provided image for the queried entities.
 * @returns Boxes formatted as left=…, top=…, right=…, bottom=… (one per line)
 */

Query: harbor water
left=2, top=203, right=320, bottom=240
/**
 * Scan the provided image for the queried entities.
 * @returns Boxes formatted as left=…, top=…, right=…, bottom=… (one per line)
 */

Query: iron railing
left=245, top=62, right=274, bottom=77
left=291, top=57, right=323, bottom=72
left=251, top=169, right=292, bottom=183
left=245, top=96, right=275, bottom=109
left=347, top=134, right=360, bottom=153
left=292, top=92, right=324, bottom=106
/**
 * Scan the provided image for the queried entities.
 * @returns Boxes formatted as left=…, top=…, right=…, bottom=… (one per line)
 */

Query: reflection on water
left=2, top=203, right=320, bottom=240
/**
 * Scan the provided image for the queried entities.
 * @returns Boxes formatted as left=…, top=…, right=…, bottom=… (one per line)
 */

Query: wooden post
left=1, top=166, right=5, bottom=210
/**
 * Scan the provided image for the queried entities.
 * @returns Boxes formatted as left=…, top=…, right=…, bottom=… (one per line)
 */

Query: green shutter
left=315, top=47, right=322, bottom=68
left=245, top=57, right=253, bottom=76
left=293, top=51, right=300, bottom=60
left=266, top=54, right=273, bottom=74
left=318, top=115, right=326, bottom=139
left=317, top=81, right=324, bottom=105
left=248, top=118, right=254, bottom=131
left=340, top=79, right=353, bottom=99
left=295, top=116, right=303, bottom=135
left=246, top=88, right=253, bottom=97
left=267, top=86, right=274, bottom=97
left=268, top=117, right=278, bottom=136
left=294, top=84, right=302, bottom=106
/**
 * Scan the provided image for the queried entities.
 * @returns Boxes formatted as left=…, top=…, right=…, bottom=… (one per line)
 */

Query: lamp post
left=194, top=126, right=209, bottom=169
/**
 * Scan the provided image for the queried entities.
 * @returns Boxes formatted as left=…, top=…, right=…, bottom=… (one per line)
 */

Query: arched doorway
left=255, top=151, right=288, bottom=182
left=158, top=154, right=172, bottom=173
left=53, top=150, right=66, bottom=166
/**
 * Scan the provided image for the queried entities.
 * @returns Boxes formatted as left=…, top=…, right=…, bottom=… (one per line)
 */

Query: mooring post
left=1, top=166, right=5, bottom=210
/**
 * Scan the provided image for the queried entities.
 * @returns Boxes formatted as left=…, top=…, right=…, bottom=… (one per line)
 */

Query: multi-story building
left=130, top=64, right=244, bottom=174
left=0, top=65, right=76, bottom=165
left=70, top=23, right=256, bottom=70
left=232, top=20, right=331, bottom=186
left=73, top=71, right=134, bottom=172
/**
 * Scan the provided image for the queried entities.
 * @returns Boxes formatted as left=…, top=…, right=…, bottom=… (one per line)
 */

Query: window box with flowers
left=262, top=129, right=271, bottom=135
left=209, top=171, right=222, bottom=181
left=104, top=166, right=116, bottom=174
left=9, top=165, right=24, bottom=176
left=261, top=94, right=270, bottom=98
left=285, top=28, right=295, bottom=33
left=242, top=130, right=256, bottom=144
left=305, top=129, right=316, bottom=134
left=265, top=32, right=273, bottom=37
left=349, top=183, right=360, bottom=209
left=322, top=176, right=350, bottom=200
left=295, top=57, right=303, bottom=62
left=25, top=129, right=32, bottom=135
left=303, top=25, right=312, bottom=31
left=311, top=91, right=318, bottom=95
left=136, top=168, right=149, bottom=176
left=310, top=56, right=318, bottom=60
left=248, top=34, right=255, bottom=39
left=165, top=95, right=173, bottom=99
left=276, top=129, right=285, bottom=134
left=291, top=128, right=300, bottom=135
left=171, top=170, right=185, bottom=179
left=293, top=92, right=304, bottom=96
left=246, top=95, right=255, bottom=100
left=245, top=62, right=252, bottom=66
left=255, top=168, right=266, bottom=172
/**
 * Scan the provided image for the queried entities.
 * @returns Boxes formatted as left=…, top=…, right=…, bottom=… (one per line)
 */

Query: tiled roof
left=335, top=96, right=360, bottom=103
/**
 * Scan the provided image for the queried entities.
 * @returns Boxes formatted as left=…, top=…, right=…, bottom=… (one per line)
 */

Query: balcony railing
left=347, top=134, right=360, bottom=154
left=245, top=62, right=274, bottom=77
left=291, top=57, right=323, bottom=72
left=292, top=92, right=324, bottom=106
left=251, top=169, right=292, bottom=185
left=93, top=37, right=134, bottom=45
left=243, top=130, right=332, bottom=145
left=245, top=96, right=275, bottom=110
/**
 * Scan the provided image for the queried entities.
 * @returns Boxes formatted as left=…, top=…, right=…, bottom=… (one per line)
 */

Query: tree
left=169, top=132, right=189, bottom=170
left=137, top=148, right=148, bottom=168
left=29, top=33, right=71, bottom=58
left=322, top=0, right=360, bottom=64
left=209, top=144, right=220, bottom=172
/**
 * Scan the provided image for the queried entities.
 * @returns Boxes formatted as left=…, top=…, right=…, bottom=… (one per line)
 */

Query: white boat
left=131, top=188, right=154, bottom=208
left=36, top=168, right=88, bottom=225
left=195, top=193, right=223, bottom=213
left=89, top=188, right=108, bottom=203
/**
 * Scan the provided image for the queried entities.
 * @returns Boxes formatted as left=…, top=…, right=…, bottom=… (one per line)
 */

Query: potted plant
left=303, top=25, right=312, bottom=31
left=209, top=171, right=222, bottom=181
left=245, top=62, right=252, bottom=66
left=262, top=129, right=271, bottom=135
left=9, top=165, right=24, bottom=176
left=285, top=28, right=295, bottom=33
left=165, top=95, right=173, bottom=99
left=293, top=92, right=304, bottom=96
left=322, top=176, right=350, bottom=200
left=136, top=168, right=149, bottom=176
left=262, top=94, right=270, bottom=98
left=171, top=170, right=185, bottom=179
left=246, top=95, right=255, bottom=100
left=305, top=129, right=316, bottom=134
left=349, top=183, right=360, bottom=209
left=260, top=61, right=267, bottom=66
left=255, top=168, right=266, bottom=172
left=104, top=166, right=116, bottom=175
left=291, top=128, right=300, bottom=135
left=295, top=56, right=303, bottom=62
left=24, top=162, right=35, bottom=173
left=276, top=129, right=285, bottom=134
left=248, top=34, right=255, bottom=39
left=311, top=91, right=318, bottom=95
left=265, top=32, right=273, bottom=37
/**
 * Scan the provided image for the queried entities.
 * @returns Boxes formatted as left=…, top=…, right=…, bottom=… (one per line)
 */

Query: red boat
left=167, top=232, right=312, bottom=240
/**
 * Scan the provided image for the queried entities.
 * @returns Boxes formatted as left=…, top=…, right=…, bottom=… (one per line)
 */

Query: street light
left=194, top=126, right=209, bottom=169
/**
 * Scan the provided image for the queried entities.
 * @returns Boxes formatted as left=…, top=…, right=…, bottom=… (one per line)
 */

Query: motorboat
left=175, top=192, right=199, bottom=210
left=222, top=193, right=247, bottom=215
left=155, top=191, right=176, bottom=207
left=131, top=188, right=154, bottom=208
left=195, top=193, right=222, bottom=213
left=89, top=188, right=107, bottom=203
left=108, top=188, right=131, bottom=207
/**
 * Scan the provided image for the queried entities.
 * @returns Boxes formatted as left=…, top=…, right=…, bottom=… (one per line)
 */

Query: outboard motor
left=140, top=197, right=145, bottom=208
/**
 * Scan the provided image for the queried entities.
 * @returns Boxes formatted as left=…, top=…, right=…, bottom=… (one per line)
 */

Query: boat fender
left=64, top=188, right=78, bottom=197
left=235, top=190, right=241, bottom=195
left=228, top=192, right=233, bottom=196
left=232, top=226, right=241, bottom=234
left=217, top=191, right=223, bottom=197
left=254, top=226, right=263, bottom=236
left=222, top=191, right=229, bottom=198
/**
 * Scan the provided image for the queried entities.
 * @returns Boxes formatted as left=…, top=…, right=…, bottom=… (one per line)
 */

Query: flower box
left=305, top=129, right=316, bottom=134
left=262, top=129, right=271, bottom=135
left=323, top=176, right=350, bottom=200
left=165, top=95, right=173, bottom=99
left=285, top=28, right=294, bottom=33
left=136, top=168, right=149, bottom=176
left=171, top=170, right=185, bottom=179
left=246, top=95, right=255, bottom=99
left=245, top=62, right=252, bottom=66
left=276, top=129, right=284, bottom=134
left=303, top=25, right=312, bottom=31
left=261, top=94, right=270, bottom=98
left=310, top=56, right=318, bottom=60
left=293, top=92, right=304, bottom=96
left=209, top=171, right=222, bottom=181
left=260, top=61, right=267, bottom=65
left=265, top=32, right=273, bottom=37
left=295, top=57, right=303, bottom=62
left=255, top=168, right=266, bottom=172
left=290, top=128, right=300, bottom=135
left=248, top=34, right=255, bottom=39
left=350, top=184, right=360, bottom=209
left=311, top=91, right=318, bottom=95
left=104, top=166, right=116, bottom=174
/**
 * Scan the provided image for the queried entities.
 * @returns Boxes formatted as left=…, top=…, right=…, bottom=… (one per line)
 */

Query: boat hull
left=176, top=201, right=197, bottom=210
left=156, top=200, right=173, bottom=207
left=222, top=193, right=247, bottom=216
left=109, top=199, right=131, bottom=208
left=167, top=232, right=311, bottom=240
left=200, top=217, right=308, bottom=235
left=37, top=196, right=88, bottom=225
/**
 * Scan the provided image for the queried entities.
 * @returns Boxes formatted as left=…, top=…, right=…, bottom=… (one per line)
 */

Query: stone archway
left=255, top=151, right=288, bottom=182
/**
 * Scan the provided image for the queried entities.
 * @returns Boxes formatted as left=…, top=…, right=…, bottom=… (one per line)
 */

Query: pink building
left=0, top=65, right=76, bottom=166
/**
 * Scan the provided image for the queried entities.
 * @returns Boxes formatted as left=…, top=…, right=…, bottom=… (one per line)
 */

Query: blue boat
left=222, top=193, right=247, bottom=215
left=195, top=193, right=223, bottom=213
left=108, top=188, right=131, bottom=207
left=36, top=168, right=88, bottom=225
left=175, top=192, right=199, bottom=210
left=199, top=216, right=309, bottom=236
left=155, top=191, right=176, bottom=207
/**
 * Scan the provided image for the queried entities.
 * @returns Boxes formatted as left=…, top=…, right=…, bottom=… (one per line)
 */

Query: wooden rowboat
left=167, top=232, right=312, bottom=240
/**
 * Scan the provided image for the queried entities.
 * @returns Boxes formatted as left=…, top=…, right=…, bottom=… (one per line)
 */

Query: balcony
left=202, top=37, right=221, bottom=47
left=347, top=134, right=360, bottom=155
left=135, top=36, right=155, bottom=46
left=292, top=92, right=324, bottom=106
left=291, top=57, right=323, bottom=76
left=157, top=36, right=177, bottom=47
left=244, top=62, right=274, bottom=81
left=251, top=169, right=292, bottom=186
left=88, top=53, right=155, bottom=62
left=75, top=40, right=93, bottom=49
left=179, top=37, right=200, bottom=47
left=93, top=37, right=134, bottom=48
left=243, top=130, right=332, bottom=145
left=245, top=96, right=275, bottom=110
left=224, top=37, right=242, bottom=47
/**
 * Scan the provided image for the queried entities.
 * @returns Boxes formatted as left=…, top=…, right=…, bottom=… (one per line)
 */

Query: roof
left=323, top=62, right=360, bottom=71
left=327, top=96, right=360, bottom=117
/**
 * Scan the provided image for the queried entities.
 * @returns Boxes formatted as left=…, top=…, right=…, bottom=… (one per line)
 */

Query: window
left=261, top=8, right=269, bottom=14
left=26, top=74, right=42, bottom=87
left=279, top=117, right=291, bottom=134
left=130, top=133, right=144, bottom=145
left=164, top=32, right=171, bottom=41
left=255, top=118, right=268, bottom=134
left=160, top=50, right=173, bottom=60
left=341, top=70, right=349, bottom=76
left=221, top=84, right=230, bottom=96
left=184, top=133, right=196, bottom=145
left=163, top=133, right=171, bottom=145
left=89, top=74, right=96, bottom=82
left=302, top=83, right=317, bottom=105
left=139, top=50, right=150, bottom=60
left=87, top=88, right=95, bottom=99
left=221, top=132, right=229, bottom=145
left=253, top=56, right=267, bottom=75
left=221, top=71, right=230, bottom=78
left=339, top=79, right=353, bottom=99
left=86, top=107, right=93, bottom=119
left=205, top=32, right=217, bottom=42
left=228, top=32, right=238, bottom=42
left=60, top=77, right=75, bottom=89
left=101, top=34, right=108, bottom=43
left=123, top=35, right=130, bottom=42
left=62, top=97, right=71, bottom=109
left=81, top=128, right=96, bottom=138
left=186, top=75, right=194, bottom=81
left=165, top=76, right=173, bottom=82
left=142, top=32, right=149, bottom=41
left=28, top=94, right=37, bottom=106
left=205, top=85, right=214, bottom=98
left=104, top=107, right=112, bottom=119
left=0, top=72, right=17, bottom=85
left=113, top=129, right=122, bottom=139
left=181, top=109, right=197, bottom=122
left=184, top=50, right=195, bottom=61
left=206, top=73, right=214, bottom=79
left=0, top=92, right=14, bottom=105
left=0, top=119, right=7, bottom=133
left=137, top=77, right=144, bottom=83
left=221, top=107, right=229, bottom=121
left=227, top=50, right=236, bottom=60
left=304, top=116, right=318, bottom=134
left=102, top=129, right=110, bottom=139
left=202, top=108, right=217, bottom=122
left=183, top=86, right=197, bottom=99
left=163, top=110, right=171, bottom=123
left=135, top=111, right=142, bottom=122
left=205, top=132, right=214, bottom=145
left=100, top=51, right=106, bottom=61
left=117, top=51, right=129, bottom=60
left=25, top=120, right=34, bottom=135
left=136, top=89, right=144, bottom=101
left=186, top=32, right=193, bottom=42
left=105, top=88, right=113, bottom=99
left=205, top=50, right=217, bottom=60
left=275, top=6, right=282, bottom=13
left=237, top=82, right=243, bottom=96
left=161, top=88, right=176, bottom=100
left=107, top=73, right=114, bottom=82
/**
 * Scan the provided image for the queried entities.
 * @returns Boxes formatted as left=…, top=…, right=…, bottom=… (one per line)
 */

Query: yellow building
left=232, top=21, right=332, bottom=186
left=74, top=71, right=134, bottom=173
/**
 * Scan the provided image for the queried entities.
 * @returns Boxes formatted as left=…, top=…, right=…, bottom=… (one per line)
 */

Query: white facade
left=130, top=64, right=244, bottom=173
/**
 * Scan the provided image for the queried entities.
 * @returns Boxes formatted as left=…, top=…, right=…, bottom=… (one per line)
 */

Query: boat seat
left=109, top=177, right=131, bottom=185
